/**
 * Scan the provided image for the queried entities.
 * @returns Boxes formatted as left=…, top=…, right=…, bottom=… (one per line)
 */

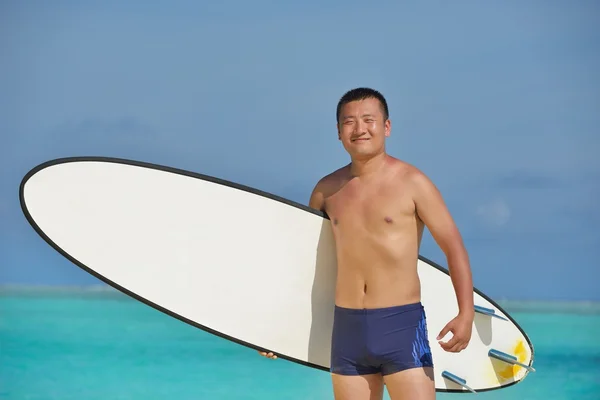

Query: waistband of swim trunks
left=334, top=302, right=423, bottom=315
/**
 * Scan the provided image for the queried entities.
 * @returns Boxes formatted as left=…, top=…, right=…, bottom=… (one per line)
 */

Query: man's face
left=337, top=97, right=391, bottom=159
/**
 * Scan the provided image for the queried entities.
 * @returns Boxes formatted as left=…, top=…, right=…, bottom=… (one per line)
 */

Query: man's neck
left=350, top=151, right=387, bottom=178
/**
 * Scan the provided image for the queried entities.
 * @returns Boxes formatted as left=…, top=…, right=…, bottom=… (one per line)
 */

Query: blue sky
left=1, top=1, right=598, bottom=301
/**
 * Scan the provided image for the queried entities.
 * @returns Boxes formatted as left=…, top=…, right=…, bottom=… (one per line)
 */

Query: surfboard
left=19, top=156, right=535, bottom=393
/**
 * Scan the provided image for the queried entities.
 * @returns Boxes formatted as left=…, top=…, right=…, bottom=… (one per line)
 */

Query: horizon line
left=2, top=284, right=599, bottom=314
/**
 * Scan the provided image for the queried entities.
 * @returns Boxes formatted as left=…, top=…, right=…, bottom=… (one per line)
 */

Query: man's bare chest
left=324, top=180, right=415, bottom=227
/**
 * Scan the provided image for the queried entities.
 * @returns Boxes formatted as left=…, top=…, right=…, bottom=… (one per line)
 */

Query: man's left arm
left=410, top=169, right=474, bottom=352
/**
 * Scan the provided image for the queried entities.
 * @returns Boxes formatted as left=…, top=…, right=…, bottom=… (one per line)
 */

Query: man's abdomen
left=333, top=236, right=422, bottom=309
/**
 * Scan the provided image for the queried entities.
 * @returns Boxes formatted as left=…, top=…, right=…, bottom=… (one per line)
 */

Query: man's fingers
left=259, top=351, right=277, bottom=359
left=437, top=323, right=452, bottom=340
left=443, top=337, right=469, bottom=353
left=449, top=341, right=464, bottom=353
left=440, top=334, right=459, bottom=350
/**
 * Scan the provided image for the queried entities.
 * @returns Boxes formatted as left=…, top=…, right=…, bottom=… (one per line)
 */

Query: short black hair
left=336, top=87, right=389, bottom=123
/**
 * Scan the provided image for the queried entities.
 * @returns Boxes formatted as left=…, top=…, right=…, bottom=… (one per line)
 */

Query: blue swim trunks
left=330, top=302, right=434, bottom=376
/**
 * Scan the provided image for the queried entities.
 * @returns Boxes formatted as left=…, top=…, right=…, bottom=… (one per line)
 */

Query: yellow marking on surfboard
left=495, top=340, right=528, bottom=381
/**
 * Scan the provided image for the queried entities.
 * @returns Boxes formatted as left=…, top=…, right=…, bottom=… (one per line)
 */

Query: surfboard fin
left=488, top=349, right=536, bottom=372
left=474, top=305, right=508, bottom=321
left=441, top=371, right=477, bottom=393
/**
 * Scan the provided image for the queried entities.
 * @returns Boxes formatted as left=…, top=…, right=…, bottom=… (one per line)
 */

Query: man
left=260, top=88, right=474, bottom=400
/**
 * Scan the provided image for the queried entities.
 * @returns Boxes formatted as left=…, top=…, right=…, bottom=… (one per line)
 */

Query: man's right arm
left=308, top=180, right=326, bottom=212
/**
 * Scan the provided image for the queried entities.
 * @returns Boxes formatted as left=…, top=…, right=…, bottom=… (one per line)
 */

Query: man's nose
left=356, top=120, right=367, bottom=133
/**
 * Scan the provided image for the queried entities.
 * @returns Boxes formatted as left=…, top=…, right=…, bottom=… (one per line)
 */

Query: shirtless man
left=260, top=88, right=474, bottom=400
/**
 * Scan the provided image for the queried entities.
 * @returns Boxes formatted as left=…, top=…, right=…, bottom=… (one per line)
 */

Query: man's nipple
left=384, top=216, right=393, bottom=224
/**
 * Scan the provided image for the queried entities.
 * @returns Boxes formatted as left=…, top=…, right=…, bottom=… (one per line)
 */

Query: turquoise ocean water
left=1, top=287, right=599, bottom=400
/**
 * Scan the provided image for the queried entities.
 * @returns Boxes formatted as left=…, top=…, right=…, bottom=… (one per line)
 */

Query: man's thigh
left=383, top=367, right=435, bottom=400
left=331, top=372, right=385, bottom=400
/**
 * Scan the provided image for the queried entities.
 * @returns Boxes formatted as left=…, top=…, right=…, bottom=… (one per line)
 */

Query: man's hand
left=258, top=350, right=277, bottom=359
left=437, top=313, right=473, bottom=353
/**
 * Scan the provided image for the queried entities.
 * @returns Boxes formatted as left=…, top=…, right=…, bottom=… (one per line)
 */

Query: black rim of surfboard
left=19, top=156, right=535, bottom=394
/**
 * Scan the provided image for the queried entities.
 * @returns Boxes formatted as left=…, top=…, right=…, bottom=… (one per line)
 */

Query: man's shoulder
left=388, top=157, right=436, bottom=191
left=309, top=165, right=348, bottom=211
left=387, top=157, right=425, bottom=180
left=313, top=165, right=349, bottom=192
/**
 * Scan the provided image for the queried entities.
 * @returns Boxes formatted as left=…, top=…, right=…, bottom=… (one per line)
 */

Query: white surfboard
left=19, top=157, right=535, bottom=393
